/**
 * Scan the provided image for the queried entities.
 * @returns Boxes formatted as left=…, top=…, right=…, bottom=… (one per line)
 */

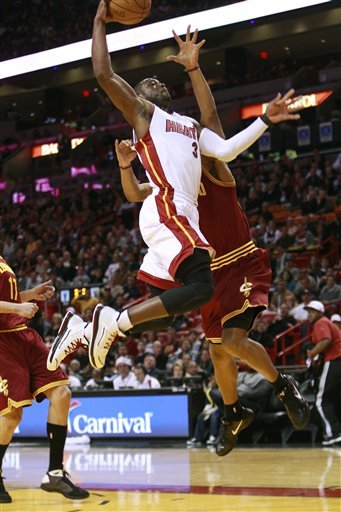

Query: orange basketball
left=107, top=0, right=151, bottom=25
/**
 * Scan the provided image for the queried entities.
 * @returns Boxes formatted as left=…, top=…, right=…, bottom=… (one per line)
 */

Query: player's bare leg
left=209, top=344, right=254, bottom=456
left=222, top=328, right=278, bottom=382
left=222, top=328, right=310, bottom=430
left=40, top=385, right=89, bottom=500
left=89, top=249, right=215, bottom=368
left=209, top=344, right=238, bottom=403
left=0, top=408, right=23, bottom=503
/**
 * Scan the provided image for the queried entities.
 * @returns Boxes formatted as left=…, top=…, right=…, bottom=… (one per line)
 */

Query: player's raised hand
left=115, top=139, right=137, bottom=168
left=95, top=0, right=111, bottom=23
left=32, top=280, right=56, bottom=301
left=167, top=25, right=205, bottom=70
left=265, top=89, right=301, bottom=124
left=17, top=302, right=39, bottom=319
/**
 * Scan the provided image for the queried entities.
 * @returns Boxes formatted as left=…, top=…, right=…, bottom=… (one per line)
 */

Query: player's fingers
left=285, top=95, right=302, bottom=109
left=166, top=55, right=178, bottom=62
left=287, top=105, right=302, bottom=114
left=172, top=29, right=183, bottom=45
left=197, top=39, right=206, bottom=49
left=271, top=92, right=281, bottom=104
left=186, top=25, right=191, bottom=42
left=192, top=28, right=198, bottom=43
left=277, top=88, right=295, bottom=104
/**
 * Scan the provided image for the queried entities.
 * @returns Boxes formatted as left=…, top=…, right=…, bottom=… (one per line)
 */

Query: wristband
left=260, top=113, right=273, bottom=126
left=186, top=66, right=199, bottom=73
left=119, top=164, right=132, bottom=170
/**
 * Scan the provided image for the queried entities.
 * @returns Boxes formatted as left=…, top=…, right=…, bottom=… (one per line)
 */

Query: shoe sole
left=89, top=304, right=105, bottom=369
left=322, top=435, right=341, bottom=446
left=47, top=312, right=74, bottom=370
left=284, top=375, right=311, bottom=430
left=40, top=485, right=89, bottom=500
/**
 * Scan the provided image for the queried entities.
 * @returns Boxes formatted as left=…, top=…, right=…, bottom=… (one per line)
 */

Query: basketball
left=107, top=0, right=151, bottom=25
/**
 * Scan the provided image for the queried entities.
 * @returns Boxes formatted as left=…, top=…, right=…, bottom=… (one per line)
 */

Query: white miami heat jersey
left=134, top=105, right=214, bottom=284
left=134, top=105, right=202, bottom=218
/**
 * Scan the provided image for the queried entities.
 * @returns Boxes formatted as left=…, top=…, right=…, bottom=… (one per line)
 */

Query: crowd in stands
left=1, top=147, right=340, bottom=390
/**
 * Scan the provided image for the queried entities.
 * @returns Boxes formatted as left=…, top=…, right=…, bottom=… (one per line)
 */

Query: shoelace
left=64, top=338, right=84, bottom=355
left=103, top=331, right=118, bottom=351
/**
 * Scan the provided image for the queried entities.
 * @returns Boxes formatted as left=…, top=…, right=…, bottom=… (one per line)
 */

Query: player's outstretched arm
left=92, top=0, right=152, bottom=136
left=199, top=89, right=301, bottom=162
left=167, top=26, right=224, bottom=138
left=115, top=139, right=152, bottom=202
left=0, top=301, right=38, bottom=318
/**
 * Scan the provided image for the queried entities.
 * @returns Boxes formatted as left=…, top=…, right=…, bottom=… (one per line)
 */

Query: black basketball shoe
left=0, top=471, right=12, bottom=503
left=276, top=374, right=310, bottom=430
left=216, top=407, right=255, bottom=457
left=41, top=469, right=89, bottom=500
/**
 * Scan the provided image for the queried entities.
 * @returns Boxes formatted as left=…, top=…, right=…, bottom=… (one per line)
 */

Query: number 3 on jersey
left=8, top=276, right=18, bottom=301
left=192, top=141, right=198, bottom=159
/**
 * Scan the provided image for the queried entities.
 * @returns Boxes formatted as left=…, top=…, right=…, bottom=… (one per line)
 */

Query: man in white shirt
left=113, top=357, right=136, bottom=390
left=134, top=364, right=161, bottom=390
left=290, top=289, right=312, bottom=321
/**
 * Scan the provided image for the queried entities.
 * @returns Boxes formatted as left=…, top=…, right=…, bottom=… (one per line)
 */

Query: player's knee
left=209, top=343, right=226, bottom=362
left=198, top=280, right=215, bottom=304
left=222, top=328, right=247, bottom=357
left=188, top=280, right=214, bottom=309
left=49, top=385, right=71, bottom=405
left=5, top=407, right=23, bottom=429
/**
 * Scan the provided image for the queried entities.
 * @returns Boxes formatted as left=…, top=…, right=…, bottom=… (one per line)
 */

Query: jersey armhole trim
left=202, top=165, right=236, bottom=187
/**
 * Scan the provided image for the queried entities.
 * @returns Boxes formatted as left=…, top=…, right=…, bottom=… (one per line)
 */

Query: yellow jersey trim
left=1, top=398, right=32, bottom=416
left=211, top=243, right=258, bottom=271
left=32, top=380, right=70, bottom=399
left=212, top=241, right=255, bottom=264
left=0, top=324, right=27, bottom=334
left=172, top=216, right=195, bottom=246
left=201, top=166, right=236, bottom=187
left=211, top=247, right=258, bottom=271
left=220, top=301, right=267, bottom=326
left=207, top=338, right=222, bottom=344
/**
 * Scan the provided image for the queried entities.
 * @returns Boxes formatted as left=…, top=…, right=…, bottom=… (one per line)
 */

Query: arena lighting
left=241, top=91, right=333, bottom=119
left=0, top=0, right=331, bottom=79
left=32, top=137, right=86, bottom=158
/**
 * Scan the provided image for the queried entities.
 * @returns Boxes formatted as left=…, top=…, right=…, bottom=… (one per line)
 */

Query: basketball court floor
left=2, top=444, right=340, bottom=511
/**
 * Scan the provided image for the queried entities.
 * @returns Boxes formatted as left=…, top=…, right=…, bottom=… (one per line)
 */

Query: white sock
left=83, top=323, right=92, bottom=344
left=117, top=310, right=133, bottom=333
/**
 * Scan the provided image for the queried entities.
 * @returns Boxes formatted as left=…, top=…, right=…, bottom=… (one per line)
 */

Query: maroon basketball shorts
left=201, top=248, right=272, bottom=342
left=0, top=327, right=69, bottom=415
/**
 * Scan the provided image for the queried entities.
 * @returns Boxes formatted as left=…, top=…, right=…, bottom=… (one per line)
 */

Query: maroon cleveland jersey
left=198, top=167, right=256, bottom=263
left=0, top=255, right=27, bottom=330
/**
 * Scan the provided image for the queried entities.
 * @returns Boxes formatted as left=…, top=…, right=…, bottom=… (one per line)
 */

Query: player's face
left=138, top=78, right=171, bottom=110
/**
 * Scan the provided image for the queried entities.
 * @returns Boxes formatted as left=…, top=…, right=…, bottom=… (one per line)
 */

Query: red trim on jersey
left=135, top=131, right=176, bottom=222
left=137, top=270, right=180, bottom=290
left=135, top=131, right=213, bottom=278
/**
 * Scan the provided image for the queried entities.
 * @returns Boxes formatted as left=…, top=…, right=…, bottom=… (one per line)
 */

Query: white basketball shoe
left=47, top=312, right=88, bottom=371
left=88, top=304, right=122, bottom=369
